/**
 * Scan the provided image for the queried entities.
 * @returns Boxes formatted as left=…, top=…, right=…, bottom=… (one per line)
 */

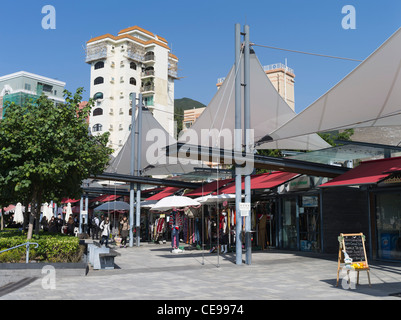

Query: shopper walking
left=119, top=216, right=129, bottom=248
left=91, top=215, right=100, bottom=240
left=100, top=217, right=111, bottom=247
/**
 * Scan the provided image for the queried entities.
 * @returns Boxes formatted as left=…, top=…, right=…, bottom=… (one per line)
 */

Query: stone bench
left=87, top=242, right=119, bottom=270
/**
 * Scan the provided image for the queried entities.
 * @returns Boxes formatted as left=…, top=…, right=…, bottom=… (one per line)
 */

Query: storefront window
left=299, top=196, right=320, bottom=252
left=282, top=198, right=297, bottom=250
left=376, top=193, right=401, bottom=260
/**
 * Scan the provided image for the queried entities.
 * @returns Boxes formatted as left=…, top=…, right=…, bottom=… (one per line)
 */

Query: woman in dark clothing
left=48, top=217, right=57, bottom=233
left=67, top=216, right=75, bottom=236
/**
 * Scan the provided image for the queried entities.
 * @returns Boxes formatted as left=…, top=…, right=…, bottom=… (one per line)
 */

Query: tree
left=0, top=88, right=113, bottom=239
left=318, top=129, right=354, bottom=147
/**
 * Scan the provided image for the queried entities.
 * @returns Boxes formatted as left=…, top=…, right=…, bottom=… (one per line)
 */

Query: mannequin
left=169, top=208, right=182, bottom=253
left=220, top=210, right=228, bottom=253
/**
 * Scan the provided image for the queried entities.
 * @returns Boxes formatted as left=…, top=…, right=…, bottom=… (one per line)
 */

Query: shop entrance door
left=282, top=197, right=297, bottom=250
left=299, top=201, right=321, bottom=252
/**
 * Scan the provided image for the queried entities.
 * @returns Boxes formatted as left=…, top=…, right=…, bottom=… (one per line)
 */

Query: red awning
left=185, top=178, right=234, bottom=196
left=61, top=198, right=80, bottom=204
left=216, top=171, right=299, bottom=194
left=320, top=156, right=401, bottom=188
left=89, top=194, right=119, bottom=203
left=146, top=187, right=180, bottom=201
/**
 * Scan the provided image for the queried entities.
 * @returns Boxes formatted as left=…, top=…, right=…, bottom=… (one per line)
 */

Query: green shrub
left=0, top=231, right=83, bottom=263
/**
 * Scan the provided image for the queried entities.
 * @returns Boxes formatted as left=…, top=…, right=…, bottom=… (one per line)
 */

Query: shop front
left=273, top=175, right=324, bottom=253
left=320, top=156, right=401, bottom=261
left=278, top=194, right=322, bottom=252
left=371, top=181, right=401, bottom=261
left=375, top=191, right=401, bottom=260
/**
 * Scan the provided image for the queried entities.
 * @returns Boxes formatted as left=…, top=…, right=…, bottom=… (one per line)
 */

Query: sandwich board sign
left=336, top=233, right=371, bottom=287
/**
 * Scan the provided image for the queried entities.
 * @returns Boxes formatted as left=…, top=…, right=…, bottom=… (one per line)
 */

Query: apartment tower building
left=85, top=26, right=179, bottom=153
left=0, top=71, right=65, bottom=119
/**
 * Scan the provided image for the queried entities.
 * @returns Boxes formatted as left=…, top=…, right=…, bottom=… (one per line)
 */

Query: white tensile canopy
left=179, top=50, right=330, bottom=151
left=265, top=27, right=401, bottom=143
left=106, top=108, right=202, bottom=176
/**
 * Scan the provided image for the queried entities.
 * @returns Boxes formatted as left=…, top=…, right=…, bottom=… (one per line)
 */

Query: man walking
left=91, top=215, right=100, bottom=240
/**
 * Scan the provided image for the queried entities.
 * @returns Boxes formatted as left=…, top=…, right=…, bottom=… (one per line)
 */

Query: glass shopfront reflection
left=299, top=195, right=320, bottom=252
left=282, top=197, right=297, bottom=250
left=376, top=192, right=401, bottom=260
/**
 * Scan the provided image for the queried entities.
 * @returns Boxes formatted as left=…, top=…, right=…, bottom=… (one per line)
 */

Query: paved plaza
left=1, top=242, right=401, bottom=300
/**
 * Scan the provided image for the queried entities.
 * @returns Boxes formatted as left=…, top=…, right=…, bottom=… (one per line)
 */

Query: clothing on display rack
left=169, top=209, right=182, bottom=250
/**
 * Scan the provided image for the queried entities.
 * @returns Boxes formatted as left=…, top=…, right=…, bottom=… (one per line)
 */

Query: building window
left=130, top=62, right=137, bottom=70
left=92, top=123, right=103, bottom=132
left=42, top=84, right=53, bottom=93
left=130, top=77, right=136, bottom=86
left=144, top=95, right=154, bottom=107
left=25, top=83, right=31, bottom=91
left=93, top=108, right=103, bottom=116
left=94, top=77, right=104, bottom=85
left=145, top=51, right=155, bottom=61
left=94, top=61, right=105, bottom=70
left=93, top=92, right=104, bottom=100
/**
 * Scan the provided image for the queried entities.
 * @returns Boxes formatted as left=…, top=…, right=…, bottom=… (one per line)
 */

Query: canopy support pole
left=235, top=23, right=242, bottom=265
left=136, top=94, right=143, bottom=247
left=244, top=24, right=252, bottom=265
left=129, top=93, right=136, bottom=248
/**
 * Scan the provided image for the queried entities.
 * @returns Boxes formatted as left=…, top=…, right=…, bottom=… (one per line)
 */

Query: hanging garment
left=183, top=216, right=188, bottom=244
left=207, top=218, right=211, bottom=241
left=258, top=214, right=267, bottom=250
left=169, top=210, right=183, bottom=230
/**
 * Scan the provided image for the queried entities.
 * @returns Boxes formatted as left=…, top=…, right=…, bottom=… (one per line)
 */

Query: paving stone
left=1, top=243, right=401, bottom=300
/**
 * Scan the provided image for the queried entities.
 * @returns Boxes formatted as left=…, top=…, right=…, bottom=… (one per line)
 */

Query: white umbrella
left=65, top=202, right=72, bottom=221
left=14, top=202, right=24, bottom=224
left=138, top=200, right=158, bottom=208
left=45, top=203, right=53, bottom=220
left=151, top=196, right=201, bottom=211
left=195, top=194, right=236, bottom=204
left=94, top=201, right=130, bottom=211
left=41, top=203, right=51, bottom=221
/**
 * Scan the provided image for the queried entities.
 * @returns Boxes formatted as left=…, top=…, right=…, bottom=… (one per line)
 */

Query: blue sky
left=1, top=0, right=401, bottom=113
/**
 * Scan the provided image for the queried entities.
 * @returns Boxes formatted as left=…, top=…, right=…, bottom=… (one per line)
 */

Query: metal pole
left=217, top=202, right=220, bottom=267
left=235, top=23, right=242, bottom=265
left=79, top=196, right=83, bottom=234
left=129, top=93, right=136, bottom=248
left=244, top=24, right=252, bottom=265
left=136, top=94, right=143, bottom=247
left=202, top=196, right=205, bottom=265
left=85, top=195, right=89, bottom=234
left=26, top=243, right=29, bottom=264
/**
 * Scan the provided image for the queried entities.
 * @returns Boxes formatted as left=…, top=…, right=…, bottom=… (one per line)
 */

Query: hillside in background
left=174, top=98, right=206, bottom=133
left=175, top=97, right=206, bottom=112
